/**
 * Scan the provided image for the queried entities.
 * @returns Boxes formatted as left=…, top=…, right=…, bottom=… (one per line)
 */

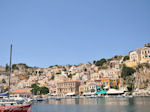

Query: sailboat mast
left=8, top=44, right=12, bottom=98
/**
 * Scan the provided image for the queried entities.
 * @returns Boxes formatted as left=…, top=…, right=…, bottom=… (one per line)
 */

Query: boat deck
left=0, top=104, right=31, bottom=112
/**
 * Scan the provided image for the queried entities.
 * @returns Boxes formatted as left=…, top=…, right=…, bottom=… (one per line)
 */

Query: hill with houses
left=0, top=43, right=150, bottom=96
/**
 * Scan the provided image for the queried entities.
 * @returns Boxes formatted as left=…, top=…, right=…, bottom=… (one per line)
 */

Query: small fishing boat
left=55, top=98, right=61, bottom=101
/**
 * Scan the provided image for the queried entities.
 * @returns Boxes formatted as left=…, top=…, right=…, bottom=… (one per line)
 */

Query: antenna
left=8, top=44, right=12, bottom=98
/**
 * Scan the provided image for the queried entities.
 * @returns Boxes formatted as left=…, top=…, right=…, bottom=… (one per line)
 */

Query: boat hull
left=0, top=104, right=31, bottom=112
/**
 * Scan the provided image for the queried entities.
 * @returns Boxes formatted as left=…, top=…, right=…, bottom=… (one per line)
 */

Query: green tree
left=56, top=72, right=61, bottom=74
left=144, top=63, right=150, bottom=68
left=39, top=86, right=49, bottom=95
left=39, top=71, right=43, bottom=74
left=12, top=64, right=19, bottom=70
left=31, top=86, right=40, bottom=95
left=121, top=65, right=136, bottom=79
left=51, top=75, right=55, bottom=80
left=99, top=66, right=108, bottom=69
left=31, top=83, right=38, bottom=88
left=49, top=66, right=53, bottom=68
left=95, top=58, right=107, bottom=66
left=93, top=60, right=96, bottom=64
left=114, top=55, right=118, bottom=59
left=5, top=64, right=9, bottom=72
left=2, top=79, right=6, bottom=83
left=68, top=74, right=72, bottom=78
left=31, top=84, right=49, bottom=95
left=123, top=56, right=130, bottom=61
left=84, top=68, right=87, bottom=72
left=126, top=76, right=135, bottom=91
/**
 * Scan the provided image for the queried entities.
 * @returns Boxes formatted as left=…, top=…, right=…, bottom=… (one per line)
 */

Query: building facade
left=57, top=81, right=80, bottom=97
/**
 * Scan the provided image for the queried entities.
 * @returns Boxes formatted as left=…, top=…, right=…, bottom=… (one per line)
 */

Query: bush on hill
left=121, top=65, right=136, bottom=79
left=95, top=58, right=107, bottom=66
left=123, top=56, right=130, bottom=61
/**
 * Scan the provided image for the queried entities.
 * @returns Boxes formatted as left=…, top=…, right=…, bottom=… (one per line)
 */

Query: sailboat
left=0, top=45, right=31, bottom=112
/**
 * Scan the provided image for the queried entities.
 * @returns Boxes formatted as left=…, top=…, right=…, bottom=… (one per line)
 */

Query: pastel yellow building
left=140, top=47, right=150, bottom=63
left=127, top=47, right=150, bottom=67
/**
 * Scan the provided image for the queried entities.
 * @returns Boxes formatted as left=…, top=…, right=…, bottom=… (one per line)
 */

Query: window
left=103, top=82, right=105, bottom=85
left=142, top=51, right=144, bottom=54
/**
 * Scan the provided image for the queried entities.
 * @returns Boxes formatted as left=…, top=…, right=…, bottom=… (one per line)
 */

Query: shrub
left=123, top=56, right=130, bottom=61
left=51, top=75, right=55, bottom=80
left=68, top=74, right=72, bottom=78
left=121, top=65, right=136, bottom=79
left=95, top=58, right=107, bottom=66
left=2, top=79, right=6, bottom=83
left=12, top=64, right=19, bottom=70
left=5, top=64, right=10, bottom=72
left=99, top=66, right=107, bottom=69
left=125, top=76, right=135, bottom=91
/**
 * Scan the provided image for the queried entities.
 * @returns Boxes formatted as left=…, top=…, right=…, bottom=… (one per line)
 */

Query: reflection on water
left=31, top=97, right=150, bottom=112
left=45, top=97, right=150, bottom=106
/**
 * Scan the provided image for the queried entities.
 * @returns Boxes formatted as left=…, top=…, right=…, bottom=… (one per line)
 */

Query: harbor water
left=31, top=97, right=150, bottom=112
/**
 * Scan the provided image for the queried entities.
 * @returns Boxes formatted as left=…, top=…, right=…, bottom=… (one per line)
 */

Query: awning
left=66, top=92, right=75, bottom=96
left=96, top=90, right=107, bottom=94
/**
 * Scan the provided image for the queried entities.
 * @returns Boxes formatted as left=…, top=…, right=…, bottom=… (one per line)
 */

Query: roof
left=10, top=89, right=31, bottom=94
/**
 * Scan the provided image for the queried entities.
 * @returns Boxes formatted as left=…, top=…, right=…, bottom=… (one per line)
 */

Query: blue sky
left=0, top=0, right=150, bottom=67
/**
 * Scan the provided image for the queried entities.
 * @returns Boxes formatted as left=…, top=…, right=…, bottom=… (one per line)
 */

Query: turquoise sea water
left=31, top=97, right=150, bottom=112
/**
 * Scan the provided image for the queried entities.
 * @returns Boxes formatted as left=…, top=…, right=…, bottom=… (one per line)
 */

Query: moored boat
left=0, top=104, right=31, bottom=112
left=0, top=45, right=31, bottom=112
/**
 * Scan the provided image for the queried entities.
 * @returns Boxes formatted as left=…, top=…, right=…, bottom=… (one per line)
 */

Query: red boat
left=0, top=104, right=31, bottom=112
